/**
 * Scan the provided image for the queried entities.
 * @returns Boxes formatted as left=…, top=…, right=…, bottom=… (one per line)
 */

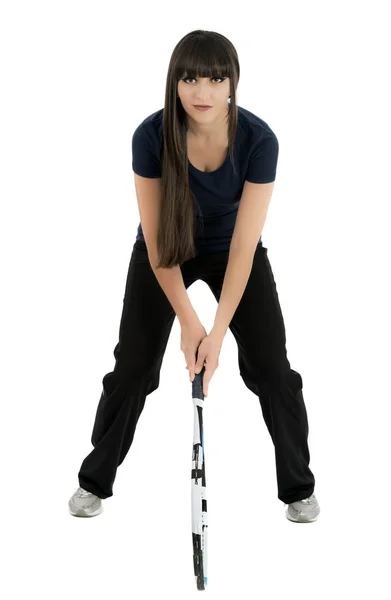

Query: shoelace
left=77, top=487, right=93, bottom=497
left=300, top=495, right=315, bottom=504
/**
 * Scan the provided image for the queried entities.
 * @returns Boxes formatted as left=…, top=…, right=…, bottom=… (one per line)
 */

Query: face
left=177, top=74, right=231, bottom=136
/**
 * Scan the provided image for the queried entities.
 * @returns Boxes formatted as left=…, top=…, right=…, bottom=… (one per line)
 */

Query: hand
left=193, top=328, right=224, bottom=397
left=180, top=318, right=208, bottom=383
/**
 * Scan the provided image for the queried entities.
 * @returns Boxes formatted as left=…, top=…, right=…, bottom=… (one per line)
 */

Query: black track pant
left=78, top=241, right=316, bottom=504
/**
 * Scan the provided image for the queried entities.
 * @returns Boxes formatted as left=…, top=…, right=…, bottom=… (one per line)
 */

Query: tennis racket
left=191, top=362, right=208, bottom=590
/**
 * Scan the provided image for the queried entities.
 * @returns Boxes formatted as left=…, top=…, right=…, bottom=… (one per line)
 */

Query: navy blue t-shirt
left=131, top=105, right=279, bottom=255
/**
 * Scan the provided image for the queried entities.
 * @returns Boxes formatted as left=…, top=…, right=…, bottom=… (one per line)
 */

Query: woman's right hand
left=180, top=318, right=208, bottom=383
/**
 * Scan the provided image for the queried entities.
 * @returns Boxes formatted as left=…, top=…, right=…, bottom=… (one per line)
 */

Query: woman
left=69, top=29, right=320, bottom=523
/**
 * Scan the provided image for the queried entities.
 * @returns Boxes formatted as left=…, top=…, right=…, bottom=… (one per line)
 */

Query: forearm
left=149, top=260, right=197, bottom=326
left=212, top=247, right=254, bottom=338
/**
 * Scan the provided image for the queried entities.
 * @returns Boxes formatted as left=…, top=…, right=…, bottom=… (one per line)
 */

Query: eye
left=182, top=76, right=225, bottom=84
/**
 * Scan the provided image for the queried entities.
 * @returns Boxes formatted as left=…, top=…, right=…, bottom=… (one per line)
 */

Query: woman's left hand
left=193, top=328, right=224, bottom=397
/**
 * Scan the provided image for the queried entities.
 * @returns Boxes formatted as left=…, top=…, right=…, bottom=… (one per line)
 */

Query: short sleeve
left=245, top=133, right=279, bottom=184
left=132, top=129, right=161, bottom=178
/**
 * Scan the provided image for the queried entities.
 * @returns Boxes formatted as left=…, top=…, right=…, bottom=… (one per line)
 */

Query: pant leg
left=201, top=244, right=315, bottom=505
left=78, top=241, right=199, bottom=499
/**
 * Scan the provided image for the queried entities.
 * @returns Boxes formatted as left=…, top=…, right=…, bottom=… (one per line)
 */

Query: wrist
left=178, top=308, right=198, bottom=327
left=211, top=324, right=227, bottom=341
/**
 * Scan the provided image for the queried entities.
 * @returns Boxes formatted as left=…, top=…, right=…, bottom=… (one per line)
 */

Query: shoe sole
left=68, top=501, right=103, bottom=518
left=286, top=511, right=319, bottom=523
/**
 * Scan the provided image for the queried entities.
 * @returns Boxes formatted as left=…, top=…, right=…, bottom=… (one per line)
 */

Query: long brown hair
left=155, top=30, right=240, bottom=268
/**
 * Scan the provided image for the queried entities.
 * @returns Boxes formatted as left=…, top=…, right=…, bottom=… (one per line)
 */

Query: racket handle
left=192, top=366, right=205, bottom=399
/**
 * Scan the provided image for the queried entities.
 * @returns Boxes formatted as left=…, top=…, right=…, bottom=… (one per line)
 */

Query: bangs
left=176, top=41, right=232, bottom=81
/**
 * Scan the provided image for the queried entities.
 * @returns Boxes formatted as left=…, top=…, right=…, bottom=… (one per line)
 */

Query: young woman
left=69, top=29, right=320, bottom=523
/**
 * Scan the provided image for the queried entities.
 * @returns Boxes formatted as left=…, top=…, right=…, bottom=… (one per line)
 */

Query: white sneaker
left=68, top=487, right=103, bottom=517
left=285, top=493, right=320, bottom=523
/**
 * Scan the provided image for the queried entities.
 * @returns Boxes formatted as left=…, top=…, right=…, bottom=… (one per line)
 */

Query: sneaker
left=285, top=493, right=320, bottom=523
left=68, top=486, right=103, bottom=517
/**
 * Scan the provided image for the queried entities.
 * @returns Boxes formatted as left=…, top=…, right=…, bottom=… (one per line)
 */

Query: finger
left=187, top=360, right=195, bottom=381
left=204, top=369, right=213, bottom=396
left=195, top=360, right=205, bottom=374
left=191, top=364, right=197, bottom=381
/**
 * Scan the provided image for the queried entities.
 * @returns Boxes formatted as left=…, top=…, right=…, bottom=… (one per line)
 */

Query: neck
left=186, top=110, right=229, bottom=141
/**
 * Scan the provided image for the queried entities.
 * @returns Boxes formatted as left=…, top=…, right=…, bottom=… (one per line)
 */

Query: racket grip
left=192, top=366, right=205, bottom=399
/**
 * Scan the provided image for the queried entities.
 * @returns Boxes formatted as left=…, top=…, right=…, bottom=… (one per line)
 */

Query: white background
left=1, top=1, right=390, bottom=598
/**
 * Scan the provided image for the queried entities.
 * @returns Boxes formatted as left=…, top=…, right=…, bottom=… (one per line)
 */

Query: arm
left=212, top=180, right=275, bottom=339
left=134, top=172, right=197, bottom=326
left=149, top=259, right=197, bottom=326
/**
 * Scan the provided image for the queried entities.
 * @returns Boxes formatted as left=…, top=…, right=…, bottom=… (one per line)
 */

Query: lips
left=194, top=105, right=212, bottom=108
